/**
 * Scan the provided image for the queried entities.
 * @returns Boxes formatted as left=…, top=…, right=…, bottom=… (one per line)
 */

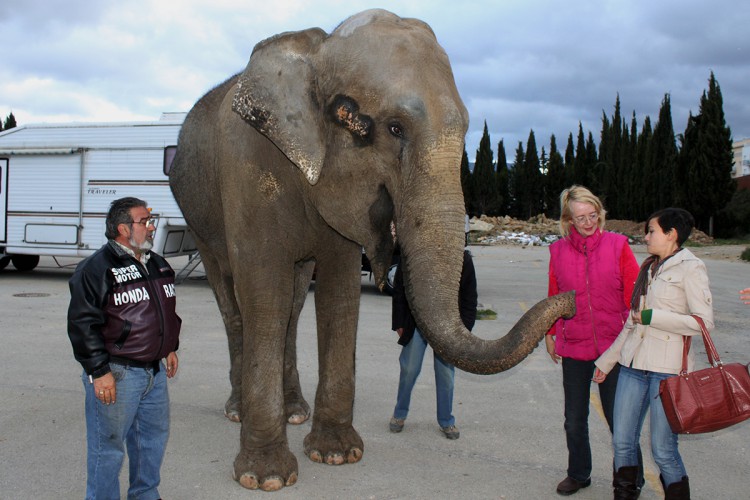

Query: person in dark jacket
left=389, top=247, right=477, bottom=440
left=67, top=197, right=181, bottom=500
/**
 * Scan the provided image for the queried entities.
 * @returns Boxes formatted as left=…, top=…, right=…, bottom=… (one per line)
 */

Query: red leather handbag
left=659, top=315, right=750, bottom=434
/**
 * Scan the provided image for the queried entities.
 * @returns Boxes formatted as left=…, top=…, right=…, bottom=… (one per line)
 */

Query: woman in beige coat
left=593, top=208, right=713, bottom=500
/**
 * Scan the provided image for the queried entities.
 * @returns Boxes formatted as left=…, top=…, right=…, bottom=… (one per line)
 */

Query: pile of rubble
left=469, top=214, right=714, bottom=246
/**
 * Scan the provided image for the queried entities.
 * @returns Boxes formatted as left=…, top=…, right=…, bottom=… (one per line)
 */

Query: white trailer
left=0, top=112, right=196, bottom=271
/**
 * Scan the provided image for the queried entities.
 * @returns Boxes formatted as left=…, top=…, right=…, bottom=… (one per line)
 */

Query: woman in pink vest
left=545, top=185, right=642, bottom=496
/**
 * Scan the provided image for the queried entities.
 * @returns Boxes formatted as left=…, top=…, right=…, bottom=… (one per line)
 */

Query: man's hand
left=93, top=372, right=116, bottom=405
left=166, top=351, right=179, bottom=378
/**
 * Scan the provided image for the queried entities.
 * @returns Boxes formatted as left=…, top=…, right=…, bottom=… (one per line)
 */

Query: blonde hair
left=559, top=185, right=607, bottom=237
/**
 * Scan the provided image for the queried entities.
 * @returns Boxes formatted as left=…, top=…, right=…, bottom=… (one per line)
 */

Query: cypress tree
left=545, top=134, right=566, bottom=219
left=540, top=147, right=548, bottom=213
left=678, top=73, right=735, bottom=234
left=471, top=122, right=497, bottom=216
left=605, top=96, right=623, bottom=215
left=508, top=142, right=525, bottom=217
left=599, top=110, right=612, bottom=169
left=633, top=116, right=653, bottom=221
left=649, top=94, right=679, bottom=211
left=573, top=123, right=588, bottom=186
left=3, top=112, right=16, bottom=130
left=520, top=130, right=543, bottom=218
left=564, top=133, right=575, bottom=187
left=585, top=131, right=599, bottom=193
left=619, top=111, right=639, bottom=219
left=496, top=140, right=509, bottom=215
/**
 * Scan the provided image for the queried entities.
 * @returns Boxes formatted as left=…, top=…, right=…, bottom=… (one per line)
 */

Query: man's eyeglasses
left=129, top=218, right=158, bottom=228
left=572, top=213, right=599, bottom=225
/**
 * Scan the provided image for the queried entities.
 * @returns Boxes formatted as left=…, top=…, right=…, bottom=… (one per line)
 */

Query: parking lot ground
left=1, top=244, right=749, bottom=499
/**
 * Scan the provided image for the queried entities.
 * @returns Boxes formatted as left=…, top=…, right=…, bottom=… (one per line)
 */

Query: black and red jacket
left=67, top=240, right=181, bottom=378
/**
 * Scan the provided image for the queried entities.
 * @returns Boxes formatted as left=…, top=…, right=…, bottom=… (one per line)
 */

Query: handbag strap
left=690, top=314, right=722, bottom=368
left=679, top=334, right=692, bottom=375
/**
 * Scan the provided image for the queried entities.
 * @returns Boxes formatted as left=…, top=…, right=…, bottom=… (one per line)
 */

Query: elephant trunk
left=397, top=143, right=575, bottom=375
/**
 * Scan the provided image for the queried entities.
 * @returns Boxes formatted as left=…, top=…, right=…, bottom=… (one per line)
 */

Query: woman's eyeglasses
left=572, top=213, right=599, bottom=225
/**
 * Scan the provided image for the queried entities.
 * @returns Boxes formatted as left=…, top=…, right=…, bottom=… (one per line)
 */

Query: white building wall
left=732, top=138, right=750, bottom=178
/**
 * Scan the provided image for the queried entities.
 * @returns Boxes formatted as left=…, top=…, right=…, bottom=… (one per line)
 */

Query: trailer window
left=163, top=146, right=177, bottom=175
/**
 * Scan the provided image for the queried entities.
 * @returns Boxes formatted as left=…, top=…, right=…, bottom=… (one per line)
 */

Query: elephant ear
left=232, top=28, right=327, bottom=185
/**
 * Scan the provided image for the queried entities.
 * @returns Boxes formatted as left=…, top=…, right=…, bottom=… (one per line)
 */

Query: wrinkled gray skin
left=170, top=9, right=575, bottom=492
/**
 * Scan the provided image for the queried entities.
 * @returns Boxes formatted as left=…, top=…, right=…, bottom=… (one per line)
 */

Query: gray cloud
left=1, top=0, right=747, bottom=160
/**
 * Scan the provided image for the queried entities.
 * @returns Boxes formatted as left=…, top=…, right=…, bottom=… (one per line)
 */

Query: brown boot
left=613, top=466, right=640, bottom=500
left=664, top=476, right=690, bottom=500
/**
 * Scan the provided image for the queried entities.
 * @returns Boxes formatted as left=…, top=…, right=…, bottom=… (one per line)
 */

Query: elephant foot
left=224, top=396, right=241, bottom=423
left=285, top=399, right=311, bottom=425
left=303, top=425, right=364, bottom=465
left=233, top=445, right=298, bottom=491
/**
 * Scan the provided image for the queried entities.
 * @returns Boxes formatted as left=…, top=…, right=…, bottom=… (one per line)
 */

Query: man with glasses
left=67, top=196, right=181, bottom=500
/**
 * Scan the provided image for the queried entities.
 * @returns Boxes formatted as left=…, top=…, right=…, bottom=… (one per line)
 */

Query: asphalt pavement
left=1, top=244, right=749, bottom=499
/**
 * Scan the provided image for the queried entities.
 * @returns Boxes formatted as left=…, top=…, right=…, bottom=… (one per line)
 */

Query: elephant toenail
left=286, top=472, right=298, bottom=486
left=287, top=412, right=308, bottom=425
left=348, top=448, right=363, bottom=463
left=326, top=453, right=345, bottom=465
left=238, top=472, right=259, bottom=490
left=261, top=476, right=284, bottom=491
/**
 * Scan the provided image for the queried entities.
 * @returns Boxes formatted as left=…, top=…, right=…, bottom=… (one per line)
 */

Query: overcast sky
left=1, top=0, right=748, bottom=159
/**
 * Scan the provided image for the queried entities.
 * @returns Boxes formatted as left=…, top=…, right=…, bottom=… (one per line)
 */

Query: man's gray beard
left=129, top=236, right=153, bottom=252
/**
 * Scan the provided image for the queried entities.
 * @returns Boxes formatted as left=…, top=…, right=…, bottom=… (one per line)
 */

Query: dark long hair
left=630, top=208, right=695, bottom=311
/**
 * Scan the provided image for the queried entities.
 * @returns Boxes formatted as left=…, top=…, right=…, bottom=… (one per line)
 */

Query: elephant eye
left=388, top=123, right=404, bottom=138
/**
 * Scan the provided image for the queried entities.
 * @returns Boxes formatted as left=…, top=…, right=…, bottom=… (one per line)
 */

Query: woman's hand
left=740, top=288, right=750, bottom=305
left=545, top=335, right=561, bottom=364
left=630, top=309, right=642, bottom=324
left=592, top=367, right=607, bottom=384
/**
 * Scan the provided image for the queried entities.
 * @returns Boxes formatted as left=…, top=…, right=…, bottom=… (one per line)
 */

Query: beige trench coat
left=595, top=248, right=714, bottom=376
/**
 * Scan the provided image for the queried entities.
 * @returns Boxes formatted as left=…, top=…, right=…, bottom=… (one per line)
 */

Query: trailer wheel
left=11, top=255, right=40, bottom=272
left=0, top=256, right=9, bottom=271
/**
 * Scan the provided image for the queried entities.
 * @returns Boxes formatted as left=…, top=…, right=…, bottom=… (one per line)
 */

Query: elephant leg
left=233, top=263, right=298, bottom=491
left=303, top=244, right=364, bottom=465
left=199, top=248, right=243, bottom=422
left=284, top=260, right=314, bottom=424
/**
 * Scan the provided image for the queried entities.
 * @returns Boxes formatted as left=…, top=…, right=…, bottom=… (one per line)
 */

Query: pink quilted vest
left=549, top=229, right=629, bottom=361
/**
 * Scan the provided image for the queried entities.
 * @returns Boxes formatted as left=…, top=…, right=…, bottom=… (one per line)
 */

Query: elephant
left=169, top=8, right=575, bottom=492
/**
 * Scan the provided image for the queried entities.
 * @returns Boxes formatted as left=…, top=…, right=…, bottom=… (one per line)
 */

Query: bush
left=716, top=190, right=750, bottom=238
left=741, top=248, right=750, bottom=262
left=476, top=309, right=497, bottom=320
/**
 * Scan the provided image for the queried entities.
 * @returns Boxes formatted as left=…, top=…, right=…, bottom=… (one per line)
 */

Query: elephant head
left=231, top=9, right=575, bottom=375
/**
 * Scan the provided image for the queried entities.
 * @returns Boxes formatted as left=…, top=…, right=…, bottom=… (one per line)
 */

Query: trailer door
left=0, top=158, right=7, bottom=242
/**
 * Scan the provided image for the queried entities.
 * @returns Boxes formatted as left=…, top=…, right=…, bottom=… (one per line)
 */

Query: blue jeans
left=82, top=362, right=169, bottom=500
left=613, top=366, right=687, bottom=487
left=393, top=329, right=456, bottom=428
left=562, top=359, right=644, bottom=484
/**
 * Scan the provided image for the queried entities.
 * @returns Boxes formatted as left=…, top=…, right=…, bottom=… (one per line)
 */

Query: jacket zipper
left=584, top=242, right=600, bottom=354
left=135, top=258, right=167, bottom=356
